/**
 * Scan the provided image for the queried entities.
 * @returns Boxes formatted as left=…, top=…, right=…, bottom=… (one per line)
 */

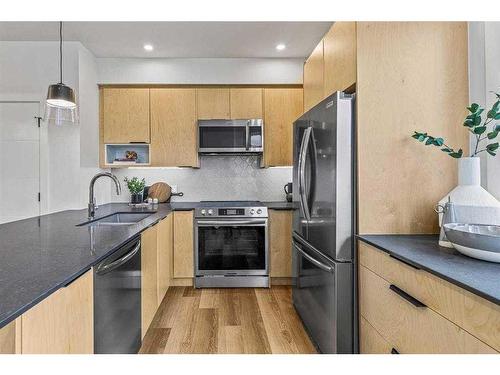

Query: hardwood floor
left=139, top=286, right=317, bottom=354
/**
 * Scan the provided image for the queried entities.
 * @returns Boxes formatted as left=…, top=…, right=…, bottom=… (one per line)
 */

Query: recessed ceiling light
left=276, top=43, right=286, bottom=51
left=144, top=44, right=154, bottom=51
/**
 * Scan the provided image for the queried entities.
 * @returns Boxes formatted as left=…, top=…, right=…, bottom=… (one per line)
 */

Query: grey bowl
left=443, top=223, right=500, bottom=263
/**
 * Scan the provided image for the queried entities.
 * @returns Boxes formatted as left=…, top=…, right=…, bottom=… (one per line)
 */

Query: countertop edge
left=356, top=235, right=500, bottom=306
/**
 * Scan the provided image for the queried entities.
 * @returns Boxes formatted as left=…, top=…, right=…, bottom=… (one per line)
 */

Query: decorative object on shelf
left=125, top=150, right=138, bottom=161
left=284, top=182, right=293, bottom=202
left=44, top=21, right=78, bottom=126
left=443, top=223, right=500, bottom=263
left=411, top=92, right=500, bottom=239
left=124, top=177, right=146, bottom=204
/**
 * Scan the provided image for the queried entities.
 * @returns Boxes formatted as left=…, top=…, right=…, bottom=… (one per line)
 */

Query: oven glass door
left=196, top=220, right=267, bottom=275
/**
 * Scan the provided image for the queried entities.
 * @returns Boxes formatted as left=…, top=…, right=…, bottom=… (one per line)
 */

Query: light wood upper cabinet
left=157, top=214, right=173, bottom=305
left=141, top=224, right=158, bottom=338
left=323, top=22, right=357, bottom=95
left=269, top=210, right=292, bottom=277
left=196, top=88, right=230, bottom=119
left=173, top=211, right=194, bottom=278
left=21, top=270, right=93, bottom=354
left=150, top=88, right=198, bottom=167
left=303, top=40, right=324, bottom=112
left=230, top=88, right=263, bottom=119
left=102, top=88, right=150, bottom=143
left=263, top=88, right=303, bottom=167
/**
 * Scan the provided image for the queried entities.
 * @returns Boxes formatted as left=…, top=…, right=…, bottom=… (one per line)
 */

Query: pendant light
left=44, top=21, right=78, bottom=125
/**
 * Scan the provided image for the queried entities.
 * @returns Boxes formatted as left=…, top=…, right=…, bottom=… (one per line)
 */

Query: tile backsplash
left=111, top=155, right=292, bottom=203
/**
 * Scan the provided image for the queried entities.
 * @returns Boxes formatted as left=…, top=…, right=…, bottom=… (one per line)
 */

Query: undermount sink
left=78, top=212, right=154, bottom=227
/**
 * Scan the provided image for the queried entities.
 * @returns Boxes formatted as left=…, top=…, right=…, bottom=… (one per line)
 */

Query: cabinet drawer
left=359, top=316, right=392, bottom=354
left=359, top=242, right=500, bottom=351
left=359, top=264, right=495, bottom=353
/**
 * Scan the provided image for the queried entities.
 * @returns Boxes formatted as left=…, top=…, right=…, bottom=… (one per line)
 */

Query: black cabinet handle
left=391, top=348, right=399, bottom=354
left=389, top=284, right=427, bottom=308
left=389, top=254, right=420, bottom=270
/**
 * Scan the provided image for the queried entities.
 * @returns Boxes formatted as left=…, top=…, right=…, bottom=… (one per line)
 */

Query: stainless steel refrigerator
left=292, top=91, right=355, bottom=354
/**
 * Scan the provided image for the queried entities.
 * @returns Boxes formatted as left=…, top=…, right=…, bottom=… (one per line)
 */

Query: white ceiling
left=0, top=22, right=332, bottom=58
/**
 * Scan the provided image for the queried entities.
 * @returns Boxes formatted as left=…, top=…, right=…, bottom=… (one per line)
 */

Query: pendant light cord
left=59, top=21, right=63, bottom=84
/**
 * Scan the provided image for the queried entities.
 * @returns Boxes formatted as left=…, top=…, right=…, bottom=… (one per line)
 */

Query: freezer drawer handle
left=389, top=284, right=427, bottom=308
left=96, top=240, right=141, bottom=275
left=293, top=242, right=334, bottom=273
left=391, top=348, right=399, bottom=354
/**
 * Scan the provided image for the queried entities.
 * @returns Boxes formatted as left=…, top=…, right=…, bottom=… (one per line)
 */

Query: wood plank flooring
left=139, top=286, right=317, bottom=354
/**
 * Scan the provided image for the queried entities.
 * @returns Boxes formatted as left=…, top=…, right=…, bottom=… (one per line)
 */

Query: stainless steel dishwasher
left=94, top=236, right=141, bottom=354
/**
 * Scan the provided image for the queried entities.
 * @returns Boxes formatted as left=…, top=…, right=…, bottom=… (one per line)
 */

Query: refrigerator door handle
left=299, top=127, right=312, bottom=221
left=293, top=241, right=334, bottom=273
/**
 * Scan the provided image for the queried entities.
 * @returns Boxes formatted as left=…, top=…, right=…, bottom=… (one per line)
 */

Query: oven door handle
left=196, top=220, right=267, bottom=226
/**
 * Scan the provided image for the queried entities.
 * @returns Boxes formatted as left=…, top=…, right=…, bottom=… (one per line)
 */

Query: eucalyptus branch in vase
left=412, top=92, right=500, bottom=157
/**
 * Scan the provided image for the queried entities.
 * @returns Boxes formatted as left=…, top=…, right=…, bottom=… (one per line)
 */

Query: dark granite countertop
left=357, top=234, right=500, bottom=306
left=0, top=200, right=292, bottom=328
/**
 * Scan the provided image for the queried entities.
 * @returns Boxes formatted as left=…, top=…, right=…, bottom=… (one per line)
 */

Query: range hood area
left=197, top=119, right=264, bottom=155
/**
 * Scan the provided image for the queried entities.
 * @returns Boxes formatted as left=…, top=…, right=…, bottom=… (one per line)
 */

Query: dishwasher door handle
left=96, top=240, right=141, bottom=275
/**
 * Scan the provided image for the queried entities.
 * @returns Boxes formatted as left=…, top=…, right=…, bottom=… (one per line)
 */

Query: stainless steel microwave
left=198, top=119, right=264, bottom=154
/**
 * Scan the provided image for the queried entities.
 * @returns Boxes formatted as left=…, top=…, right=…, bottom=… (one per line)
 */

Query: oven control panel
left=195, top=206, right=268, bottom=218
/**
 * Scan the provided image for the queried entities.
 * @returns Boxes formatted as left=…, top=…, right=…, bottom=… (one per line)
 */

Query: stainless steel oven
left=198, top=119, right=264, bottom=154
left=194, top=202, right=269, bottom=288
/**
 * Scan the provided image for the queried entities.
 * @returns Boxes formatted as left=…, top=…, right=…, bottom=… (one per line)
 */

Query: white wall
left=0, top=41, right=110, bottom=214
left=97, top=58, right=303, bottom=84
left=469, top=22, right=500, bottom=199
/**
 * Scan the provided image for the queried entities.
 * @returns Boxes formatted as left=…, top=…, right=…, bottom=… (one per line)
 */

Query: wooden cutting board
left=147, top=182, right=171, bottom=203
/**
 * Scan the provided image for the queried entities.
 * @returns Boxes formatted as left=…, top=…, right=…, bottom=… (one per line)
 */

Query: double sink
left=78, top=212, right=154, bottom=227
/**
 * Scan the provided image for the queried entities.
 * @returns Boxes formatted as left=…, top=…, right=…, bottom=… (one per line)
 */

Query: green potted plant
left=124, top=177, right=146, bottom=204
left=411, top=92, right=500, bottom=245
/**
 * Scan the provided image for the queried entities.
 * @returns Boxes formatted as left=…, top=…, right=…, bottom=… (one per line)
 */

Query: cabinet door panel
left=263, top=88, right=303, bottom=167
left=324, top=22, right=357, bottom=95
left=173, top=211, right=194, bottom=278
left=269, top=210, right=292, bottom=277
left=157, top=214, right=173, bottom=305
left=230, top=88, right=263, bottom=119
left=303, top=40, right=324, bottom=112
left=197, top=88, right=230, bottom=119
left=141, top=224, right=158, bottom=338
left=150, top=88, right=198, bottom=167
left=102, top=88, right=150, bottom=143
left=21, top=270, right=93, bottom=354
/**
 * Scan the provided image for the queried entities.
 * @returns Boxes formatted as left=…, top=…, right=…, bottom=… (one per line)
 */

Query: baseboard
left=271, top=277, right=293, bottom=286
left=170, top=278, right=193, bottom=287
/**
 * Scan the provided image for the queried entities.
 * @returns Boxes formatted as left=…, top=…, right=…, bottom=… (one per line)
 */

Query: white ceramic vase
left=438, top=157, right=500, bottom=247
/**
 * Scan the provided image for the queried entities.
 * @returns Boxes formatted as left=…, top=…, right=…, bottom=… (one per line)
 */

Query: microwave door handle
left=245, top=120, right=250, bottom=150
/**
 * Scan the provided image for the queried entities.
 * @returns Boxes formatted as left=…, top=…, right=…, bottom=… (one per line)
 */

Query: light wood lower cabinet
left=173, top=211, right=194, bottom=278
left=141, top=224, right=159, bottom=338
left=269, top=210, right=292, bottom=277
left=21, top=270, right=93, bottom=354
left=0, top=319, right=21, bottom=354
left=359, top=316, right=392, bottom=354
left=157, top=215, right=173, bottom=305
left=358, top=242, right=499, bottom=354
